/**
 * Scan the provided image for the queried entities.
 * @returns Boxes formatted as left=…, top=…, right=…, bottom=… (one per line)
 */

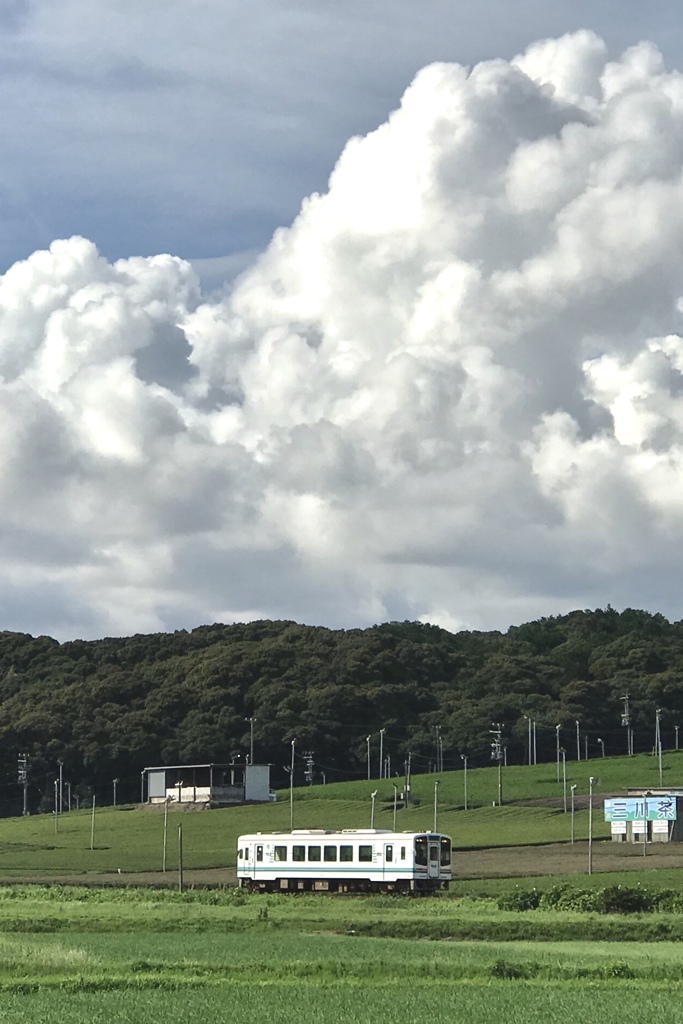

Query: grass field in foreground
left=0, top=895, right=679, bottom=1023
left=1, top=983, right=682, bottom=1024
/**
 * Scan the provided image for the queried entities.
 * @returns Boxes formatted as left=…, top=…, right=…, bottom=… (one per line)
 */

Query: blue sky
left=4, top=2, right=683, bottom=640
left=2, top=1, right=681, bottom=281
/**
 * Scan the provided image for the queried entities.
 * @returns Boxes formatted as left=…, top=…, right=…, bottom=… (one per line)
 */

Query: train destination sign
left=604, top=797, right=677, bottom=821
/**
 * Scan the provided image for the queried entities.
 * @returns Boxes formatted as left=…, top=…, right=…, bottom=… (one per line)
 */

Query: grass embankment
left=0, top=885, right=679, bottom=942
left=0, top=749, right=676, bottom=879
left=0, top=800, right=613, bottom=876
left=301, top=749, right=681, bottom=807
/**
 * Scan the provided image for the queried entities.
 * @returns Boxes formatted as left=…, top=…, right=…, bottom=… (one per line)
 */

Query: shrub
left=496, top=887, right=540, bottom=912
left=538, top=884, right=573, bottom=909
left=490, top=959, right=527, bottom=979
left=651, top=889, right=683, bottom=913
left=606, top=960, right=635, bottom=978
left=598, top=885, right=655, bottom=915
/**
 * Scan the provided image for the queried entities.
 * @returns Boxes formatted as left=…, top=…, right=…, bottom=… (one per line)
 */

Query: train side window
left=415, top=837, right=427, bottom=866
left=274, top=846, right=287, bottom=862
left=292, top=845, right=305, bottom=862
left=324, top=845, right=337, bottom=862
left=340, top=845, right=353, bottom=862
left=400, top=846, right=406, bottom=860
left=385, top=845, right=393, bottom=862
left=237, top=849, right=242, bottom=860
left=358, top=845, right=373, bottom=862
left=256, top=845, right=264, bottom=862
left=440, top=837, right=451, bottom=866
left=307, top=845, right=322, bottom=861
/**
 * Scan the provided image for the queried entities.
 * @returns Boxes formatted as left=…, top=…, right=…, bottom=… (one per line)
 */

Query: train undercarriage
left=239, top=876, right=449, bottom=894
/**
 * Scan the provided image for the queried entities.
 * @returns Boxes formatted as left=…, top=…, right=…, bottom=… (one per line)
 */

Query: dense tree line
left=0, top=607, right=680, bottom=813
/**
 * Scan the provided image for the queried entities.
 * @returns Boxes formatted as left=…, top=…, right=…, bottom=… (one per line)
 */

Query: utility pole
left=405, top=751, right=412, bottom=807
left=575, top=721, right=581, bottom=762
left=461, top=754, right=468, bottom=811
left=621, top=694, right=632, bottom=755
left=245, top=717, right=256, bottom=765
left=588, top=777, right=596, bottom=874
left=435, top=725, right=442, bottom=773
left=533, top=720, right=537, bottom=765
left=290, top=739, right=296, bottom=831
left=58, top=759, right=63, bottom=814
left=392, top=784, right=398, bottom=831
left=17, top=754, right=28, bottom=816
left=570, top=784, right=577, bottom=843
left=303, top=751, right=314, bottom=785
left=524, top=715, right=532, bottom=766
left=370, top=790, right=378, bottom=828
left=561, top=748, right=567, bottom=812
left=163, top=797, right=169, bottom=872
left=656, top=708, right=663, bottom=786
left=66, top=782, right=71, bottom=812
left=676, top=725, right=680, bottom=751
left=379, top=728, right=385, bottom=780
left=366, top=735, right=371, bottom=781
left=433, top=779, right=440, bottom=833
left=113, top=778, right=119, bottom=807
left=643, top=793, right=649, bottom=857
left=490, top=724, right=504, bottom=806
left=597, top=738, right=605, bottom=758
left=555, top=724, right=561, bottom=783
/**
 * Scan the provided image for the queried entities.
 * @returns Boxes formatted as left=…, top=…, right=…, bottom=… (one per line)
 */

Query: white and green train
left=236, top=828, right=452, bottom=893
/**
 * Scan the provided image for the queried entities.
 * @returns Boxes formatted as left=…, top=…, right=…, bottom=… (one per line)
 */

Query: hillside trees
left=0, top=609, right=680, bottom=812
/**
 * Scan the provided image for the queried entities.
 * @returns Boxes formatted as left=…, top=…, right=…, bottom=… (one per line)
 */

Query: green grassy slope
left=0, top=750, right=676, bottom=877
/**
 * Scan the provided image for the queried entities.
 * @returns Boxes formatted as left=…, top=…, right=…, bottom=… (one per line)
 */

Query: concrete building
left=142, top=762, right=275, bottom=806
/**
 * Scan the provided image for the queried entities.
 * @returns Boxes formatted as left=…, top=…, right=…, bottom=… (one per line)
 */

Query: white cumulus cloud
left=4, top=30, right=683, bottom=639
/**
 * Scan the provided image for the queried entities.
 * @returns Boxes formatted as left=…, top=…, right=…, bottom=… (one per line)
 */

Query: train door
left=382, top=842, right=394, bottom=878
left=428, top=837, right=440, bottom=879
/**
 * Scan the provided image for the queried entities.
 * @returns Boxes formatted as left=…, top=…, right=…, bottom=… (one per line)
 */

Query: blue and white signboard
left=604, top=797, right=677, bottom=822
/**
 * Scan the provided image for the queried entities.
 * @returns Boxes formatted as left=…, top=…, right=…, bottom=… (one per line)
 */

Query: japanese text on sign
left=604, top=797, right=676, bottom=821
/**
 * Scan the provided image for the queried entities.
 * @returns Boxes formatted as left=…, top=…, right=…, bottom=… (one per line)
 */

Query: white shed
left=142, top=762, right=276, bottom=806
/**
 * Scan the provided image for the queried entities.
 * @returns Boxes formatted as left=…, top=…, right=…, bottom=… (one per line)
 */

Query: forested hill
left=0, top=606, right=681, bottom=812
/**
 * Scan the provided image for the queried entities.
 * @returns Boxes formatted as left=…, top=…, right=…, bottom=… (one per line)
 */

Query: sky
left=3, top=1, right=683, bottom=640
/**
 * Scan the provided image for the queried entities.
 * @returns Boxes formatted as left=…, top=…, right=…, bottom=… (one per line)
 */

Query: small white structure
left=142, top=762, right=275, bottom=806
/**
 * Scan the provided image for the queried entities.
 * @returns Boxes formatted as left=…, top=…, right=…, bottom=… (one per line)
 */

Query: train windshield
left=440, top=836, right=451, bottom=866
left=414, top=836, right=428, bottom=866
